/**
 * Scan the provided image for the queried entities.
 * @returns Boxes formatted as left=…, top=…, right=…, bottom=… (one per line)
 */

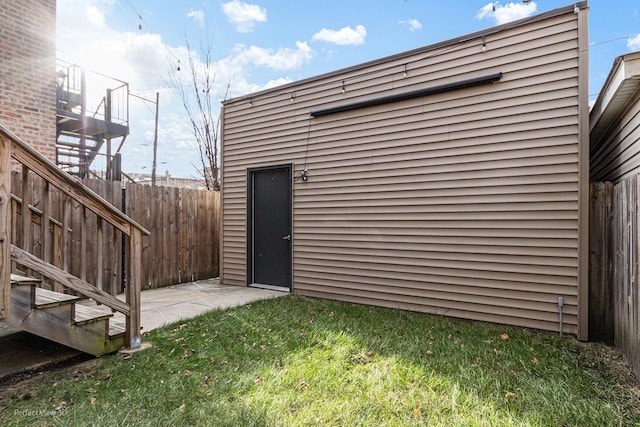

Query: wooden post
left=61, top=195, right=71, bottom=273
left=21, top=166, right=31, bottom=254
left=96, top=217, right=103, bottom=291
left=0, top=135, right=11, bottom=318
left=80, top=205, right=86, bottom=283
left=126, top=227, right=142, bottom=349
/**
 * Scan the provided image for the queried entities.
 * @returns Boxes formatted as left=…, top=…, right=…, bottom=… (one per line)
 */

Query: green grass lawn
left=1, top=295, right=639, bottom=426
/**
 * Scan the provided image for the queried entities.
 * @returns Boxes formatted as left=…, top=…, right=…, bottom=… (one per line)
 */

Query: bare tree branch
left=165, top=37, right=225, bottom=191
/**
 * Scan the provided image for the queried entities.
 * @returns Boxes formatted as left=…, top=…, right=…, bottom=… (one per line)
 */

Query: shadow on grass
left=3, top=295, right=639, bottom=426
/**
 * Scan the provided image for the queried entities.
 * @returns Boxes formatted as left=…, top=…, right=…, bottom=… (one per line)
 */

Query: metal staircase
left=55, top=61, right=129, bottom=179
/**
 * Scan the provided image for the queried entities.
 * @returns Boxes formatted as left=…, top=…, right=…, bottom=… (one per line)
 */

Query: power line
left=124, top=0, right=143, bottom=30
left=122, top=0, right=182, bottom=68
left=589, top=36, right=632, bottom=48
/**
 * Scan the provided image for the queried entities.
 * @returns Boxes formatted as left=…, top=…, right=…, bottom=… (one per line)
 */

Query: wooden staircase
left=7, top=273, right=126, bottom=356
left=0, top=124, right=149, bottom=356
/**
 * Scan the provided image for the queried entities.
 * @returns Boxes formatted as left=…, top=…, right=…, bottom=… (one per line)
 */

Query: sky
left=55, top=0, right=640, bottom=179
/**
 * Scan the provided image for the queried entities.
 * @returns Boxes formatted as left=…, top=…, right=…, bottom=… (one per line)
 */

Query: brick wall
left=0, top=0, right=57, bottom=161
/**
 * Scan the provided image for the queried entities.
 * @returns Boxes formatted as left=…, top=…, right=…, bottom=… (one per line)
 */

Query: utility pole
left=151, top=92, right=159, bottom=187
left=129, top=91, right=160, bottom=185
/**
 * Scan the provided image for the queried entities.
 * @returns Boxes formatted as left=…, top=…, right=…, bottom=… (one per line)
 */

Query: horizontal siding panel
left=296, top=199, right=578, bottom=211
left=296, top=181, right=577, bottom=196
left=296, top=241, right=576, bottom=262
left=294, top=255, right=576, bottom=281
left=224, top=114, right=580, bottom=165
left=224, top=73, right=578, bottom=139
left=296, top=286, right=577, bottom=326
left=295, top=270, right=577, bottom=300
left=224, top=76, right=578, bottom=143
left=223, top=57, right=579, bottom=130
left=295, top=235, right=576, bottom=252
left=591, top=101, right=640, bottom=181
left=225, top=142, right=579, bottom=175
left=297, top=289, right=578, bottom=334
left=221, top=276, right=245, bottom=286
left=295, top=208, right=576, bottom=220
left=295, top=226, right=577, bottom=240
left=294, top=166, right=578, bottom=192
left=296, top=154, right=578, bottom=188
left=297, top=246, right=576, bottom=268
left=591, top=98, right=640, bottom=160
left=295, top=280, right=578, bottom=317
left=292, top=193, right=577, bottom=210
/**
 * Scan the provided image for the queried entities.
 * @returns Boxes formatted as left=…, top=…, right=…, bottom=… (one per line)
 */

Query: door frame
left=246, top=164, right=293, bottom=291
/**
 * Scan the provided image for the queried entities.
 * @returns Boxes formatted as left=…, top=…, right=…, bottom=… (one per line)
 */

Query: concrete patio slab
left=135, top=278, right=286, bottom=332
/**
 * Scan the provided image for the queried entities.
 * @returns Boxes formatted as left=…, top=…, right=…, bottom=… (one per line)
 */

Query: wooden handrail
left=0, top=125, right=149, bottom=237
left=11, top=245, right=130, bottom=315
left=0, top=124, right=147, bottom=349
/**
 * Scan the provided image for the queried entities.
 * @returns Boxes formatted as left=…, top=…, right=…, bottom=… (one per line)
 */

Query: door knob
left=282, top=234, right=291, bottom=240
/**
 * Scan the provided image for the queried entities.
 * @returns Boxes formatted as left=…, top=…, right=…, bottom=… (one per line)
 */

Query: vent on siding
left=310, top=72, right=503, bottom=118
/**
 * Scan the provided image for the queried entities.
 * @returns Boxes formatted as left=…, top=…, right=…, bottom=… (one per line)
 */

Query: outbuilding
left=220, top=2, right=590, bottom=339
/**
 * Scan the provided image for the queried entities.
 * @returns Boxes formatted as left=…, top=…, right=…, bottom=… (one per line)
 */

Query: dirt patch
left=573, top=340, right=640, bottom=417
left=0, top=355, right=98, bottom=407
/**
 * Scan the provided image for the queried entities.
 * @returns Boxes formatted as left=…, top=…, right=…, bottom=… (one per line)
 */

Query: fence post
left=0, top=135, right=11, bottom=319
left=126, top=227, right=142, bottom=349
left=589, top=182, right=614, bottom=343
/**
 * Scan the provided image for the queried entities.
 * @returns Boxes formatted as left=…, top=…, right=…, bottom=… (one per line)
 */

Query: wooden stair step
left=35, top=287, right=80, bottom=309
left=10, top=274, right=41, bottom=287
left=74, top=303, right=113, bottom=326
left=106, top=312, right=126, bottom=338
left=75, top=303, right=124, bottom=338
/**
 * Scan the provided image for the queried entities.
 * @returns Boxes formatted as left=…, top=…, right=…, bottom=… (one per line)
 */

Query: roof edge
left=224, top=1, right=588, bottom=105
left=590, top=51, right=640, bottom=135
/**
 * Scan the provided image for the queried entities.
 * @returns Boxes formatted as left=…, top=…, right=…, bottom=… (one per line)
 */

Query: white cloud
left=476, top=2, right=537, bottom=25
left=627, top=33, right=640, bottom=50
left=231, top=41, right=315, bottom=71
left=187, top=9, right=205, bottom=27
left=221, top=0, right=267, bottom=33
left=312, top=25, right=367, bottom=46
left=399, top=19, right=422, bottom=32
left=56, top=0, right=312, bottom=177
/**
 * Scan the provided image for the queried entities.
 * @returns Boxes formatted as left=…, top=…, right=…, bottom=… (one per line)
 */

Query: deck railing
left=0, top=124, right=149, bottom=349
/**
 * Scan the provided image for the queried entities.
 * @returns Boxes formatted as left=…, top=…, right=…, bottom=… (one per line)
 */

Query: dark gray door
left=248, top=165, right=292, bottom=289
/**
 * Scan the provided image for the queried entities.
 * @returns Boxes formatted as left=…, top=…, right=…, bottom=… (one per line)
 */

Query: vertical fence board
left=592, top=177, right=640, bottom=376
left=589, top=182, right=613, bottom=343
left=179, top=188, right=186, bottom=283
left=8, top=175, right=219, bottom=294
left=120, top=181, right=219, bottom=288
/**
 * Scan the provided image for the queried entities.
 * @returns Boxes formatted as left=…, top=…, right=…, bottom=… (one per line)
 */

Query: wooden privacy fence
left=11, top=174, right=220, bottom=291
left=126, top=183, right=220, bottom=288
left=590, top=179, right=639, bottom=376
